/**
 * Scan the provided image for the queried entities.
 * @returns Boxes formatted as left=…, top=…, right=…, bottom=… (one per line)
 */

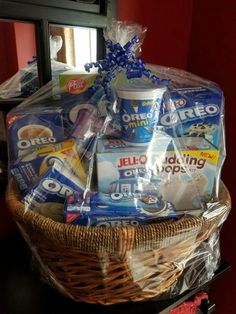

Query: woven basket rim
left=5, top=180, right=231, bottom=252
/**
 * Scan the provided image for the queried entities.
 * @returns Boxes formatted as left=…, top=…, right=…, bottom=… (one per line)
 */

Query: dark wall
left=188, top=1, right=236, bottom=313
left=118, top=0, right=193, bottom=69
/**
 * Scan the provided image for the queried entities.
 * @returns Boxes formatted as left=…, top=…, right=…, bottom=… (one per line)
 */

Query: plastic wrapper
left=6, top=20, right=230, bottom=304
left=0, top=36, right=73, bottom=99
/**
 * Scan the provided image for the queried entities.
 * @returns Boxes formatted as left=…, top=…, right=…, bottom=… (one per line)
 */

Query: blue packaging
left=7, top=103, right=65, bottom=162
left=24, top=160, right=85, bottom=212
left=62, top=87, right=122, bottom=139
left=7, top=87, right=107, bottom=163
left=64, top=190, right=177, bottom=225
left=161, top=86, right=223, bottom=148
left=62, top=87, right=105, bottom=131
left=65, top=214, right=161, bottom=227
left=10, top=139, right=86, bottom=196
left=117, top=85, right=166, bottom=145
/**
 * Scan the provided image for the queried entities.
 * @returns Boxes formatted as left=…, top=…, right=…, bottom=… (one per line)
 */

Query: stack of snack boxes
left=7, top=69, right=224, bottom=225
left=96, top=85, right=223, bottom=211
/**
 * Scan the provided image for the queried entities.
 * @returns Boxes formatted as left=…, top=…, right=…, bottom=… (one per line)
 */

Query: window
left=0, top=0, right=117, bottom=87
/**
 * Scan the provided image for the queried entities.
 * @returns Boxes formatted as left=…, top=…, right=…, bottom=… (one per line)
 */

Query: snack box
left=59, top=70, right=115, bottom=136
left=96, top=136, right=219, bottom=210
left=64, top=191, right=177, bottom=226
left=161, top=86, right=224, bottom=148
left=7, top=100, right=65, bottom=162
left=24, top=159, right=85, bottom=219
left=11, top=139, right=86, bottom=196
left=6, top=88, right=106, bottom=162
left=59, top=70, right=97, bottom=95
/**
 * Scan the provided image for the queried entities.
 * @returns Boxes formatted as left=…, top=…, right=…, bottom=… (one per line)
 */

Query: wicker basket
left=6, top=181, right=230, bottom=305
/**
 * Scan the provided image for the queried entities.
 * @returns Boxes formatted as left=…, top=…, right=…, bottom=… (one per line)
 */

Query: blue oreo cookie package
left=64, top=191, right=177, bottom=226
left=72, top=216, right=149, bottom=227
left=7, top=105, right=65, bottom=162
left=6, top=86, right=112, bottom=163
left=161, top=86, right=223, bottom=148
left=24, top=160, right=85, bottom=214
left=62, top=86, right=121, bottom=139
left=61, top=87, right=104, bottom=131
left=10, top=139, right=86, bottom=197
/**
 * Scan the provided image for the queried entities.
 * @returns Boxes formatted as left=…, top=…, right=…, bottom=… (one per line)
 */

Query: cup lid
left=116, top=83, right=166, bottom=100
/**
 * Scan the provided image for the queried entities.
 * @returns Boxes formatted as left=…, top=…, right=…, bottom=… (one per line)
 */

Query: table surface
left=0, top=230, right=230, bottom=314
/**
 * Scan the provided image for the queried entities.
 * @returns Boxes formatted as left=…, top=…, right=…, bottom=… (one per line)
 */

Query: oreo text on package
left=24, top=160, right=85, bottom=213
left=117, top=85, right=166, bottom=145
left=7, top=106, right=65, bottom=162
left=64, top=191, right=176, bottom=226
left=161, top=86, right=223, bottom=147
left=11, top=139, right=86, bottom=196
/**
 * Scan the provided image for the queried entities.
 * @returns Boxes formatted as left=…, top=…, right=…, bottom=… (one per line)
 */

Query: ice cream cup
left=117, top=85, right=166, bottom=146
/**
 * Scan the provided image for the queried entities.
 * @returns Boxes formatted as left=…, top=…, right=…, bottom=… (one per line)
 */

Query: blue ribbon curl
left=85, top=35, right=170, bottom=96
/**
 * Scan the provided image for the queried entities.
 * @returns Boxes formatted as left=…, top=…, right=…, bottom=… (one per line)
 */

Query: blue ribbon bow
left=85, top=35, right=170, bottom=96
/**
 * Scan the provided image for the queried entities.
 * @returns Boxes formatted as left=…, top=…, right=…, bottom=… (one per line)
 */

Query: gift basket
left=6, top=20, right=230, bottom=305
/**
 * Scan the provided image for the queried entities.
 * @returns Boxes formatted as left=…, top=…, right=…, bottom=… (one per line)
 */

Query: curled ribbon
left=85, top=36, right=170, bottom=96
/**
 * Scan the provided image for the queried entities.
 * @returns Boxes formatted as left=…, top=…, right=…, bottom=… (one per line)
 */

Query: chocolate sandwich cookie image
left=160, top=85, right=223, bottom=147
left=64, top=191, right=176, bottom=220
left=138, top=195, right=167, bottom=214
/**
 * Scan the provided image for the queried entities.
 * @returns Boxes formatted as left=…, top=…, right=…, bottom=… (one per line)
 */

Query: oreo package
left=6, top=87, right=109, bottom=163
left=161, top=86, right=224, bottom=148
left=11, top=139, right=86, bottom=196
left=24, top=160, right=85, bottom=215
left=7, top=103, right=65, bottom=162
left=66, top=215, right=158, bottom=227
left=64, top=191, right=177, bottom=226
left=62, top=87, right=106, bottom=131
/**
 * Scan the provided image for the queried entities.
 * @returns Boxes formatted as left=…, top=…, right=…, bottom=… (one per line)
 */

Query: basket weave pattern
left=6, top=181, right=230, bottom=305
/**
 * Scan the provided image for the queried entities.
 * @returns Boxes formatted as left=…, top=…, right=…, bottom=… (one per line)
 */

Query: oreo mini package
left=7, top=104, right=65, bottom=162
left=64, top=191, right=176, bottom=226
left=161, top=86, right=223, bottom=148
left=24, top=160, right=86, bottom=218
left=11, top=139, right=86, bottom=196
